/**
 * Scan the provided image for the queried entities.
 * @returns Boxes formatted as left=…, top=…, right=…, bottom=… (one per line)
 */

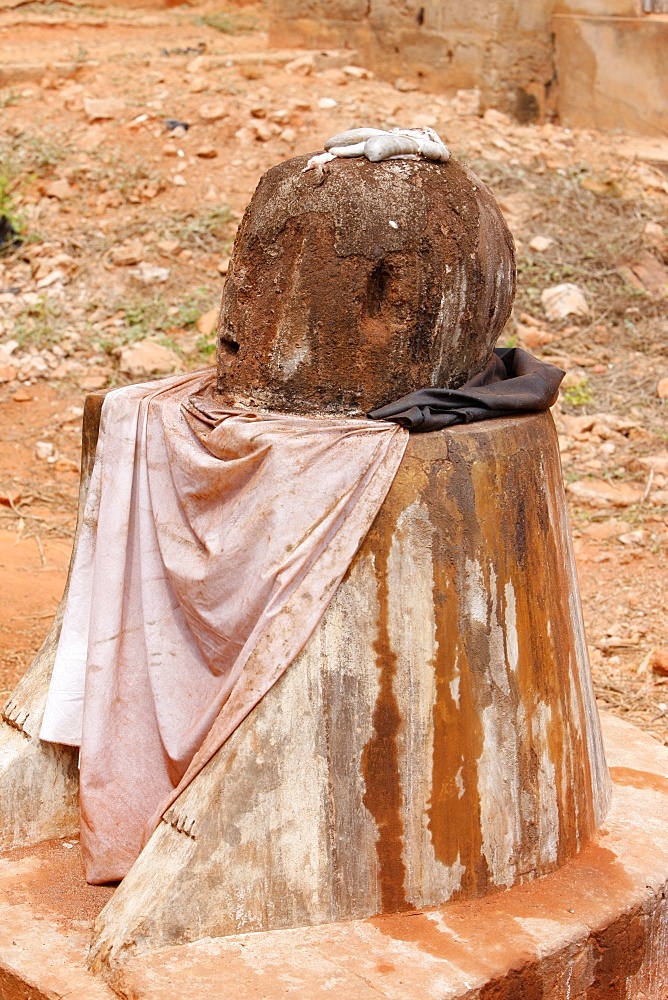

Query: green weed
left=499, top=332, right=518, bottom=348
left=171, top=289, right=212, bottom=329
left=164, top=206, right=234, bottom=254
left=14, top=297, right=63, bottom=347
left=99, top=289, right=216, bottom=353
left=196, top=334, right=217, bottom=360
left=563, top=378, right=594, bottom=408
left=0, top=91, right=19, bottom=109
left=19, top=135, right=65, bottom=172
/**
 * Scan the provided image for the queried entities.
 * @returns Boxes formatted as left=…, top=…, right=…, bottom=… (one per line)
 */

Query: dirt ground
left=0, top=2, right=667, bottom=745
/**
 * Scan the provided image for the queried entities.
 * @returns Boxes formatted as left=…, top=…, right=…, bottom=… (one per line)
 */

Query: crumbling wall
left=553, top=0, right=668, bottom=136
left=269, top=0, right=668, bottom=133
left=268, top=0, right=558, bottom=121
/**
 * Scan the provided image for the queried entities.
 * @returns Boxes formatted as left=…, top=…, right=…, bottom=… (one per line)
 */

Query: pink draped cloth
left=40, top=370, right=407, bottom=883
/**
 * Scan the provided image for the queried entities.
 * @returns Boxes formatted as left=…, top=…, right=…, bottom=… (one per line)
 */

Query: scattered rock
left=619, top=250, right=668, bottom=297
left=53, top=457, right=79, bottom=473
left=196, top=146, right=218, bottom=159
left=483, top=108, right=512, bottom=129
left=233, top=126, right=253, bottom=146
left=126, top=113, right=150, bottom=131
left=196, top=308, right=218, bottom=337
left=173, top=175, right=187, bottom=187
left=250, top=119, right=276, bottom=142
left=642, top=221, right=668, bottom=260
left=497, top=191, right=533, bottom=233
left=157, top=239, right=180, bottom=255
left=618, top=529, right=645, bottom=546
left=0, top=340, right=18, bottom=360
left=0, top=364, right=15, bottom=383
left=52, top=361, right=84, bottom=379
left=284, top=54, right=315, bottom=76
left=289, top=98, right=311, bottom=112
left=317, top=96, right=337, bottom=110
left=342, top=65, right=373, bottom=80
left=217, top=257, right=231, bottom=275
left=42, top=179, right=74, bottom=200
left=650, top=648, right=668, bottom=677
left=639, top=454, right=668, bottom=475
left=11, top=388, right=31, bottom=402
left=0, top=489, right=20, bottom=507
left=649, top=489, right=668, bottom=506
left=451, top=89, right=481, bottom=116
left=188, top=77, right=209, bottom=94
left=119, top=339, right=181, bottom=378
left=198, top=101, right=227, bottom=122
left=83, top=97, right=124, bottom=122
left=131, top=263, right=170, bottom=284
left=35, top=441, right=54, bottom=461
left=657, top=377, right=668, bottom=400
left=517, top=324, right=554, bottom=349
left=541, top=283, right=589, bottom=321
left=186, top=55, right=208, bottom=75
left=18, top=355, right=49, bottom=379
left=165, top=119, right=189, bottom=133
left=318, top=68, right=348, bottom=87
left=36, top=269, right=65, bottom=289
left=567, top=479, right=643, bottom=508
left=393, top=78, right=419, bottom=92
left=110, top=241, right=144, bottom=267
left=529, top=236, right=554, bottom=253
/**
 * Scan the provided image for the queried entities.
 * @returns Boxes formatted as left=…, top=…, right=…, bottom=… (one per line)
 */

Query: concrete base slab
left=1, top=713, right=667, bottom=1000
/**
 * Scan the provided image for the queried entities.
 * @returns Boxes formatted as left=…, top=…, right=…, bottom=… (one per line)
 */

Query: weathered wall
left=553, top=4, right=668, bottom=136
left=269, top=0, right=668, bottom=133
left=268, top=0, right=558, bottom=121
left=270, top=0, right=558, bottom=121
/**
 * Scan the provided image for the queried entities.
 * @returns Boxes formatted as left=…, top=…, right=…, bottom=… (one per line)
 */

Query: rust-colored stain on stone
left=361, top=526, right=410, bottom=914
left=609, top=765, right=668, bottom=797
left=353, top=415, right=608, bottom=914
left=370, top=909, right=466, bottom=960
left=428, top=464, right=489, bottom=896
left=366, top=838, right=654, bottom=999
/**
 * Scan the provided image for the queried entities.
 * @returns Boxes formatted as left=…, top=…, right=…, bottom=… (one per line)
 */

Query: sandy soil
left=0, top=1, right=666, bottom=743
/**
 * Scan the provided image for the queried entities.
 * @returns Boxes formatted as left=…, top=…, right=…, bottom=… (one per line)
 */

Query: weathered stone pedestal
left=86, top=407, right=611, bottom=973
left=0, top=391, right=611, bottom=963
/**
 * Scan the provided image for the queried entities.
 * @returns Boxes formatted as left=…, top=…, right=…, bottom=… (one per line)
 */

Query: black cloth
left=367, top=348, right=564, bottom=432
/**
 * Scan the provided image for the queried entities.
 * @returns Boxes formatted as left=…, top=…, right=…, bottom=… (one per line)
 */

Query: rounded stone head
left=216, top=152, right=515, bottom=415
